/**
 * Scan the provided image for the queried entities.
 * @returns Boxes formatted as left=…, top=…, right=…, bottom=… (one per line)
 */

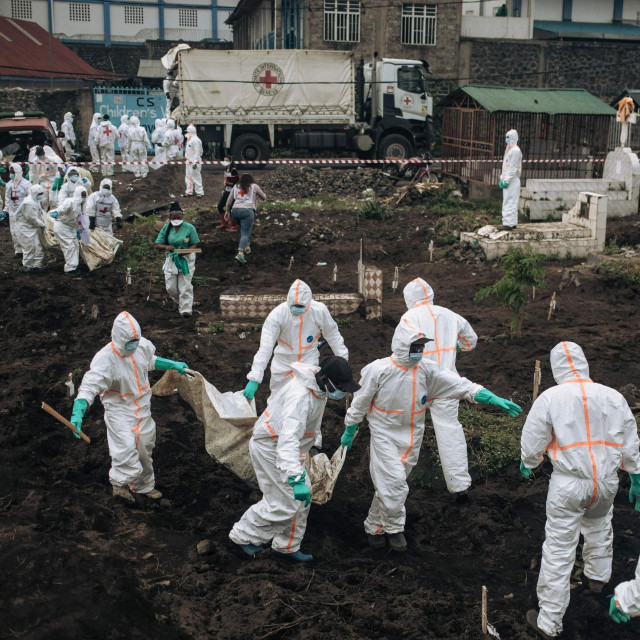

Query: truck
left=174, top=49, right=434, bottom=161
left=0, top=112, right=68, bottom=164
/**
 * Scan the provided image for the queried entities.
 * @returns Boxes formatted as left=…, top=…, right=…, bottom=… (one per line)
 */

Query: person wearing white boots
left=29, top=144, right=63, bottom=212
left=50, top=184, right=89, bottom=275
left=183, top=124, right=204, bottom=197
left=93, top=115, right=118, bottom=177
left=117, top=115, right=130, bottom=172
left=86, top=178, right=122, bottom=235
left=151, top=119, right=167, bottom=170
left=1, top=163, right=31, bottom=259
left=162, top=120, right=182, bottom=161
left=15, top=183, right=46, bottom=272
left=127, top=116, right=151, bottom=179
left=499, top=129, right=522, bottom=230
left=88, top=113, right=102, bottom=173
left=60, top=112, right=76, bottom=156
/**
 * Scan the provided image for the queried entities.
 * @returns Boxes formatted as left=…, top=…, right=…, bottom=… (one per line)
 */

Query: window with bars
left=179, top=8, right=198, bottom=28
left=124, top=6, right=144, bottom=24
left=11, top=0, right=32, bottom=20
left=69, top=2, right=91, bottom=22
left=324, top=0, right=360, bottom=43
left=401, top=4, right=437, bottom=46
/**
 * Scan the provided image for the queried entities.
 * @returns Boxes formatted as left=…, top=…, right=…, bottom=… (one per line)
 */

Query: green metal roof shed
left=439, top=86, right=615, bottom=184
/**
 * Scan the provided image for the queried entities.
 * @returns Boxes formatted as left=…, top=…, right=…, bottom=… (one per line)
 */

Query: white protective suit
left=77, top=312, right=159, bottom=494
left=86, top=178, right=122, bottom=234
left=163, top=120, right=183, bottom=161
left=614, top=558, right=640, bottom=618
left=151, top=119, right=167, bottom=170
left=3, top=163, right=31, bottom=255
left=57, top=167, right=88, bottom=203
left=53, top=185, right=89, bottom=272
left=88, top=113, right=102, bottom=173
left=61, top=112, right=76, bottom=156
left=127, top=116, right=151, bottom=178
left=500, top=129, right=522, bottom=228
left=15, top=183, right=45, bottom=269
left=345, top=324, right=482, bottom=536
left=29, top=145, right=63, bottom=211
left=394, top=278, right=478, bottom=493
left=184, top=124, right=204, bottom=196
left=230, top=362, right=327, bottom=554
left=117, top=115, right=130, bottom=171
left=94, top=119, right=118, bottom=177
left=521, top=341, right=640, bottom=638
left=247, top=279, right=349, bottom=446
left=163, top=74, right=179, bottom=117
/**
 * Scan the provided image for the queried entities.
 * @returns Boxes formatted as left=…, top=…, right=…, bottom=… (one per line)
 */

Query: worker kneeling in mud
left=230, top=356, right=360, bottom=562
left=340, top=324, right=522, bottom=552
left=69, top=311, right=190, bottom=503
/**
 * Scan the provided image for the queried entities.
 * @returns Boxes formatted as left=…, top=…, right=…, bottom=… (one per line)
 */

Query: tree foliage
left=474, top=246, right=547, bottom=334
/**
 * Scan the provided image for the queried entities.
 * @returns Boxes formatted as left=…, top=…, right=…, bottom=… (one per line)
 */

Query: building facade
left=0, top=0, right=239, bottom=44
left=226, top=0, right=462, bottom=77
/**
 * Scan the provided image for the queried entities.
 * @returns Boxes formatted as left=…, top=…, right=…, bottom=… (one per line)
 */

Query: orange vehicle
left=0, top=111, right=68, bottom=165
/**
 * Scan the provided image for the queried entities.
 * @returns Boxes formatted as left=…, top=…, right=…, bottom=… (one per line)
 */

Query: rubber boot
left=215, top=212, right=227, bottom=230
left=226, top=223, right=239, bottom=232
left=113, top=485, right=135, bottom=503
left=236, top=542, right=264, bottom=557
left=367, top=533, right=386, bottom=549
left=273, top=550, right=313, bottom=563
left=387, top=532, right=407, bottom=552
left=525, top=610, right=558, bottom=640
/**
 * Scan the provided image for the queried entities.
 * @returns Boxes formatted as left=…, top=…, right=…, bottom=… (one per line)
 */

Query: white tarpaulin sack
left=79, top=228, right=123, bottom=271
left=152, top=370, right=349, bottom=504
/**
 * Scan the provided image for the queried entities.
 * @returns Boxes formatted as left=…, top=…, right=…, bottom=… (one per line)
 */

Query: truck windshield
left=397, top=66, right=425, bottom=95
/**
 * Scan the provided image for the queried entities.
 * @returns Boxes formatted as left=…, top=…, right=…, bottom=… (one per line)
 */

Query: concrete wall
left=461, top=15, right=532, bottom=38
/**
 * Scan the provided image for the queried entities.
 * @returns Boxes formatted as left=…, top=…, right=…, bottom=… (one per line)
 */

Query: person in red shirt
left=216, top=157, right=239, bottom=231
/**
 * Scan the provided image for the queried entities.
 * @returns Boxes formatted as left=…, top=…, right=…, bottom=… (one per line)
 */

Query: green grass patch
left=206, top=321, right=225, bottom=334
left=192, top=275, right=220, bottom=287
left=262, top=193, right=355, bottom=212
left=121, top=214, right=160, bottom=273
left=357, top=199, right=392, bottom=221
left=335, top=316, right=353, bottom=327
left=593, top=258, right=640, bottom=288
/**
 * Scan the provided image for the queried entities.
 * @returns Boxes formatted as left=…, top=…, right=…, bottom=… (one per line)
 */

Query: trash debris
left=291, top=212, right=300, bottom=218
left=316, top=261, right=327, bottom=266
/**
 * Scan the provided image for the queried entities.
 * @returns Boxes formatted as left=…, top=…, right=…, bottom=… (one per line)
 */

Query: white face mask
left=36, top=194, right=44, bottom=201
left=69, top=175, right=79, bottom=183
left=170, top=219, right=182, bottom=227
left=101, top=188, right=111, bottom=196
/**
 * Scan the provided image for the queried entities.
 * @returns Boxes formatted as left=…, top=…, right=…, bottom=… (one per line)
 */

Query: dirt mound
left=1, top=166, right=639, bottom=639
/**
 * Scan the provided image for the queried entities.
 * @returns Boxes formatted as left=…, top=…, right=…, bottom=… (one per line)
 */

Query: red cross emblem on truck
left=403, top=96, right=413, bottom=107
left=260, top=70, right=278, bottom=90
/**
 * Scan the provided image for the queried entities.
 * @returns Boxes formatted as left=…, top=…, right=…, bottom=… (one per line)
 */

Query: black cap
left=102, top=114, right=110, bottom=121
left=319, top=356, right=360, bottom=393
left=410, top=336, right=434, bottom=352
left=169, top=201, right=183, bottom=213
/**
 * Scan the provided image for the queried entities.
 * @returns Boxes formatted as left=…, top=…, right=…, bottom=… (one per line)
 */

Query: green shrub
left=358, top=199, right=392, bottom=221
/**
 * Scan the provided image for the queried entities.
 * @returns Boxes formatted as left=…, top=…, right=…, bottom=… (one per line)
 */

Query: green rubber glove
left=341, top=424, right=358, bottom=450
left=51, top=176, right=63, bottom=191
left=474, top=389, right=522, bottom=417
left=155, top=357, right=189, bottom=375
left=520, top=461, right=533, bottom=478
left=456, top=344, right=462, bottom=354
left=243, top=380, right=259, bottom=400
left=499, top=179, right=508, bottom=189
left=288, top=471, right=311, bottom=507
left=70, top=398, right=88, bottom=439
left=609, top=596, right=630, bottom=624
left=629, top=473, right=640, bottom=513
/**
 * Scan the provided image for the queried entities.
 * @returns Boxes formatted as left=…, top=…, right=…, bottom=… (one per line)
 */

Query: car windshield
left=0, top=128, right=54, bottom=161
left=397, top=66, right=425, bottom=95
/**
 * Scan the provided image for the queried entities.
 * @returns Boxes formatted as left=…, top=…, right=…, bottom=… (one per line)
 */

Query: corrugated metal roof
left=444, top=86, right=616, bottom=115
left=0, top=17, right=117, bottom=80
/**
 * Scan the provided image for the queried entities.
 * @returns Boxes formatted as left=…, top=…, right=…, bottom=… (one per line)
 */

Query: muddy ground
left=1, top=165, right=640, bottom=640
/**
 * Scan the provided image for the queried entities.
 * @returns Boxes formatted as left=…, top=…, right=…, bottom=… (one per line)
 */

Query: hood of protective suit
left=9, top=163, right=23, bottom=181
left=65, top=166, right=79, bottom=178
left=550, top=341, right=590, bottom=384
left=64, top=112, right=73, bottom=123
left=166, top=119, right=175, bottom=130
left=93, top=113, right=101, bottom=125
left=29, top=183, right=44, bottom=201
left=286, top=279, right=312, bottom=309
left=154, top=119, right=163, bottom=130
left=111, top=311, right=142, bottom=354
left=506, top=129, right=519, bottom=145
left=73, top=184, right=88, bottom=204
left=120, top=116, right=129, bottom=125
left=187, top=124, right=196, bottom=135
left=100, top=178, right=112, bottom=191
left=291, top=362, right=321, bottom=392
left=130, top=116, right=140, bottom=127
left=403, top=277, right=434, bottom=309
left=391, top=323, right=423, bottom=368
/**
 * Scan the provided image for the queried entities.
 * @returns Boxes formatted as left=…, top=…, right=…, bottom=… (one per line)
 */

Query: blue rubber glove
left=520, top=461, right=533, bottom=478
left=76, top=230, right=82, bottom=240
left=474, top=389, right=522, bottom=417
left=70, top=398, right=88, bottom=439
left=609, top=596, right=630, bottom=624
left=243, top=380, right=259, bottom=400
left=155, top=357, right=189, bottom=375
left=629, top=473, right=640, bottom=513
left=288, top=472, right=311, bottom=507
left=50, top=211, right=59, bottom=219
left=40, top=226, right=46, bottom=231
left=341, top=424, right=358, bottom=450
left=0, top=211, right=7, bottom=221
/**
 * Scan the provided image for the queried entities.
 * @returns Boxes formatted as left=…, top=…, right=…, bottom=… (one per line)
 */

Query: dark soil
left=1, top=165, right=639, bottom=640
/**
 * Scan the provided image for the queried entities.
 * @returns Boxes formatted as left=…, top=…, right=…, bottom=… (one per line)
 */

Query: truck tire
left=377, top=134, right=413, bottom=160
left=231, top=134, right=269, bottom=163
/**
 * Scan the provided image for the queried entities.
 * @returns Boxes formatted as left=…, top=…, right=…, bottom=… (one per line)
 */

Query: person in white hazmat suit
left=127, top=116, right=151, bottom=179
left=610, top=557, right=640, bottom=625
left=50, top=184, right=89, bottom=274
left=230, top=356, right=361, bottom=562
left=94, top=115, right=118, bottom=177
left=15, top=183, right=46, bottom=271
left=151, top=119, right=167, bottom=170
left=163, top=70, right=179, bottom=117
left=29, top=145, right=63, bottom=211
left=520, top=341, right=640, bottom=640
left=86, top=178, right=122, bottom=235
left=394, top=278, right=478, bottom=501
left=61, top=112, right=76, bottom=155
left=163, top=120, right=182, bottom=161
left=2, top=163, right=31, bottom=258
left=243, top=279, right=349, bottom=449
left=341, top=324, right=522, bottom=552
left=69, top=311, right=190, bottom=503
left=499, top=129, right=522, bottom=229
left=117, top=115, right=130, bottom=172
left=88, top=113, right=102, bottom=173
left=183, top=124, right=204, bottom=197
